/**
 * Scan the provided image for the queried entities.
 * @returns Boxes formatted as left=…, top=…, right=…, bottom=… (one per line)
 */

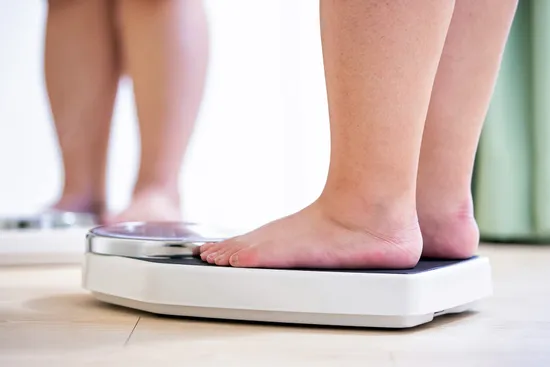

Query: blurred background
left=0, top=1, right=549, bottom=247
left=474, top=1, right=550, bottom=243
left=0, top=0, right=330, bottom=238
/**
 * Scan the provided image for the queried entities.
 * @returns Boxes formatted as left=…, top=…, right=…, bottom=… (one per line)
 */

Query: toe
left=229, top=246, right=261, bottom=267
left=199, top=242, right=218, bottom=254
left=214, top=246, right=236, bottom=266
left=199, top=242, right=223, bottom=260
left=228, top=241, right=296, bottom=268
left=200, top=239, right=233, bottom=262
left=204, top=235, right=251, bottom=266
left=200, top=247, right=215, bottom=261
left=214, top=252, right=231, bottom=266
left=206, top=251, right=221, bottom=263
left=205, top=243, right=240, bottom=263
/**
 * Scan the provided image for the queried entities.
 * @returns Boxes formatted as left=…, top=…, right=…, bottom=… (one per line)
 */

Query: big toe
left=228, top=246, right=263, bottom=267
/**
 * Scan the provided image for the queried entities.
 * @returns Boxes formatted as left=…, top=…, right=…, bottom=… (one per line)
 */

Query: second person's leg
left=110, top=0, right=209, bottom=222
left=45, top=0, right=120, bottom=217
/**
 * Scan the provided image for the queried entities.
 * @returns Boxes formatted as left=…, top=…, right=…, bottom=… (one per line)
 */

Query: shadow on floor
left=18, top=292, right=481, bottom=339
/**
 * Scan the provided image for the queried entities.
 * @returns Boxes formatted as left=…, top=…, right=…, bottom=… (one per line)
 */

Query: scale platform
left=0, top=211, right=97, bottom=265
left=82, top=222, right=493, bottom=328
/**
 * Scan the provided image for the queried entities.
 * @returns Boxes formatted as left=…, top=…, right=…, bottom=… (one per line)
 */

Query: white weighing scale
left=83, top=222, right=492, bottom=328
left=0, top=211, right=97, bottom=265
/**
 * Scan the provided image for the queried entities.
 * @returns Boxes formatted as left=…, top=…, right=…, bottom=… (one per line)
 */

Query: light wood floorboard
left=1, top=244, right=548, bottom=366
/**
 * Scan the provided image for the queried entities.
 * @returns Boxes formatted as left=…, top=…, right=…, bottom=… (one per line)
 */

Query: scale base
left=92, top=291, right=475, bottom=328
left=0, top=211, right=97, bottom=265
left=0, top=228, right=88, bottom=265
left=83, top=253, right=492, bottom=328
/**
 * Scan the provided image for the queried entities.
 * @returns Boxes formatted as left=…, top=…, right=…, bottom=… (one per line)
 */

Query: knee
left=47, top=0, right=80, bottom=10
left=114, top=0, right=179, bottom=33
left=117, top=0, right=171, bottom=9
left=116, top=0, right=180, bottom=16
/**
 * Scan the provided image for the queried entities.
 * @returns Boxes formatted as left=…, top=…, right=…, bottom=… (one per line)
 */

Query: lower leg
left=45, top=0, right=119, bottom=216
left=417, top=0, right=518, bottom=258
left=201, top=0, right=455, bottom=268
left=110, top=0, right=209, bottom=222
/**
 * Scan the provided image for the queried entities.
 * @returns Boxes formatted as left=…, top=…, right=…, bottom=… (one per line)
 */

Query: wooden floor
left=1, top=244, right=549, bottom=366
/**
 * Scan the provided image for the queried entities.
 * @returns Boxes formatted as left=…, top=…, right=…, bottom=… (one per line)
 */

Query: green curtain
left=474, top=1, right=550, bottom=242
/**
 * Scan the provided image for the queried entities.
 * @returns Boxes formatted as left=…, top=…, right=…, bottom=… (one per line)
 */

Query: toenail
left=207, top=253, right=217, bottom=262
left=229, top=254, right=239, bottom=267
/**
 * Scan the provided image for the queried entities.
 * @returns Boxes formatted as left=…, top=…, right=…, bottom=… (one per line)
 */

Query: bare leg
left=45, top=0, right=120, bottom=216
left=200, top=0, right=455, bottom=268
left=417, top=0, right=518, bottom=258
left=109, top=0, right=209, bottom=222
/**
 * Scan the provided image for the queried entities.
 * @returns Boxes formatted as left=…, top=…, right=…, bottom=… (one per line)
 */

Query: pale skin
left=45, top=0, right=208, bottom=223
left=199, top=0, right=519, bottom=268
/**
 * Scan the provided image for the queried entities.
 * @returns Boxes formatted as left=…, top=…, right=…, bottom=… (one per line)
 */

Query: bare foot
left=52, top=194, right=105, bottom=217
left=106, top=189, right=182, bottom=224
left=419, top=200, right=480, bottom=259
left=199, top=201, right=422, bottom=269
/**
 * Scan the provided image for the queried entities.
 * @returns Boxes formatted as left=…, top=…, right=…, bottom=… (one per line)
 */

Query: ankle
left=134, top=174, right=179, bottom=196
left=418, top=195, right=475, bottom=223
left=316, top=190, right=419, bottom=233
left=132, top=183, right=180, bottom=203
left=54, top=192, right=105, bottom=215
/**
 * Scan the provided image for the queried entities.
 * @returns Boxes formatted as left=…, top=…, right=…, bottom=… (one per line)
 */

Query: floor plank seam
left=124, top=317, right=140, bottom=346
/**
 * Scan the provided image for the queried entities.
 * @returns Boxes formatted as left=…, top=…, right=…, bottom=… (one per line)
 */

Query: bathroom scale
left=0, top=211, right=97, bottom=265
left=82, top=222, right=493, bottom=328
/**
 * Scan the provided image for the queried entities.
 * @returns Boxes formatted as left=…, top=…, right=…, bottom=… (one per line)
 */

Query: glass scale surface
left=86, top=221, right=232, bottom=259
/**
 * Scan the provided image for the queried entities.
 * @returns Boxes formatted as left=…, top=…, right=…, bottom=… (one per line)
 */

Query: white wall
left=0, top=0, right=330, bottom=233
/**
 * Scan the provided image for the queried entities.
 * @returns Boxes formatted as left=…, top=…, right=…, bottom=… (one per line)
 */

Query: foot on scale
left=83, top=221, right=492, bottom=329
